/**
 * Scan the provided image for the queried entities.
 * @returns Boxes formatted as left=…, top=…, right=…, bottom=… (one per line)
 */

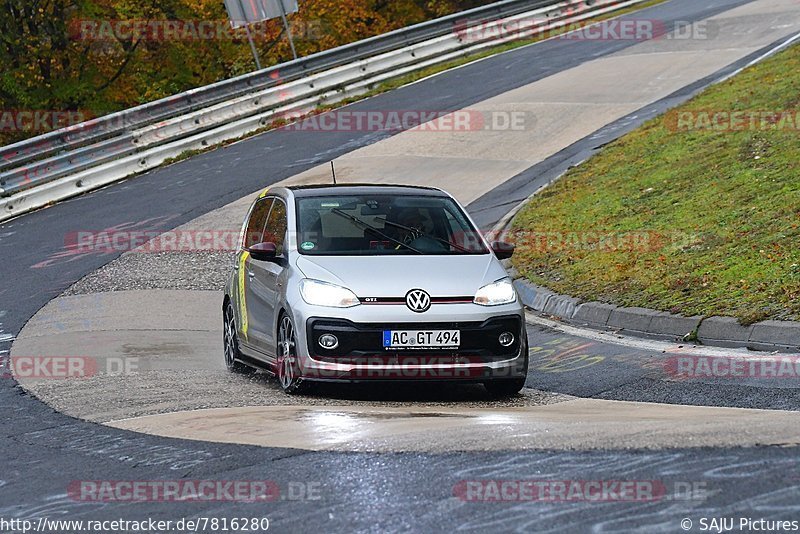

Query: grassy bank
left=511, top=42, right=800, bottom=324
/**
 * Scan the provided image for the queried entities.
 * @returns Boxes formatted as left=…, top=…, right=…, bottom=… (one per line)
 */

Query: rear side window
left=264, top=199, right=288, bottom=255
left=243, top=198, right=273, bottom=249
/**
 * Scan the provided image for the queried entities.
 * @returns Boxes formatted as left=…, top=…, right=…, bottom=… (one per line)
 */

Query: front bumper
left=295, top=311, right=527, bottom=382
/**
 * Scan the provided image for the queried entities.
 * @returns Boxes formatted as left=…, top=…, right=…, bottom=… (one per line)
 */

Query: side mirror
left=491, top=241, right=515, bottom=260
left=249, top=242, right=278, bottom=261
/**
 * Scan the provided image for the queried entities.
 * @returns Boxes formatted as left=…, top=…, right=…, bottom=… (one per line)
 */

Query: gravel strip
left=64, top=251, right=234, bottom=294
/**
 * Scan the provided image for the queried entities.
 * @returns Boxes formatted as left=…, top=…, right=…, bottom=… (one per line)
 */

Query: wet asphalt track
left=2, top=377, right=800, bottom=533
left=2, top=0, right=800, bottom=531
left=524, top=321, right=800, bottom=412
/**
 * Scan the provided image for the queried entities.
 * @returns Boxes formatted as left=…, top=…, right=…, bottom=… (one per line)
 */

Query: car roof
left=283, top=184, right=449, bottom=198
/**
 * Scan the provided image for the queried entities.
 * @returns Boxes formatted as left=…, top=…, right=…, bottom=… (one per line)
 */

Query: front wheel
left=277, top=315, right=306, bottom=395
left=484, top=377, right=526, bottom=398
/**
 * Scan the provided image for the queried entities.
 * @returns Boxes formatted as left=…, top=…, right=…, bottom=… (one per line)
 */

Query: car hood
left=295, top=254, right=506, bottom=297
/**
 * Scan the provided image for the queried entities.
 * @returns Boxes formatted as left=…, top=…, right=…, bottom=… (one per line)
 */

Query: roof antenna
left=330, top=161, right=337, bottom=185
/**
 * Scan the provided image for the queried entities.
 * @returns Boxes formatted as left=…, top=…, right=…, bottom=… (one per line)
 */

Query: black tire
left=484, top=377, right=526, bottom=398
left=277, top=314, right=306, bottom=395
left=223, top=302, right=256, bottom=375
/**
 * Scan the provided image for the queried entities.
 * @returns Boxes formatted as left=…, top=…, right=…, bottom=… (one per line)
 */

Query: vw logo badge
left=405, top=289, right=431, bottom=313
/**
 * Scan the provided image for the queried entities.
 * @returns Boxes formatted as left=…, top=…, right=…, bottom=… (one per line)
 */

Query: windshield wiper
left=330, top=209, right=423, bottom=254
left=380, top=219, right=473, bottom=254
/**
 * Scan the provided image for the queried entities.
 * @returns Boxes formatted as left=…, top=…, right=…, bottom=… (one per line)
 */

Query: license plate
left=383, top=330, right=460, bottom=348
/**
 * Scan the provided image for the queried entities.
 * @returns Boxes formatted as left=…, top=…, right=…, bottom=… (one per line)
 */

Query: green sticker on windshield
left=301, top=241, right=315, bottom=250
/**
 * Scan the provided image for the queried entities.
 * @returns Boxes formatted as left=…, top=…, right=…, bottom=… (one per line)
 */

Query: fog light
left=498, top=332, right=514, bottom=347
left=318, top=334, right=339, bottom=350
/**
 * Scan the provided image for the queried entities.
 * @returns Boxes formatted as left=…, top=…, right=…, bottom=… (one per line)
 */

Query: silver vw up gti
left=223, top=184, right=528, bottom=396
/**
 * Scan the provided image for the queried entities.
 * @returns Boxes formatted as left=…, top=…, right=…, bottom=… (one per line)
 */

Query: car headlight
left=474, top=278, right=516, bottom=306
left=299, top=279, right=360, bottom=308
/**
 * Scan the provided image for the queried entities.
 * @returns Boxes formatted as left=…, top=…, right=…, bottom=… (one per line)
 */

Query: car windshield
left=295, top=193, right=489, bottom=256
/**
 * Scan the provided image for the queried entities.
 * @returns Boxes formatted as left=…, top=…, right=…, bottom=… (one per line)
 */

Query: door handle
left=247, top=271, right=255, bottom=279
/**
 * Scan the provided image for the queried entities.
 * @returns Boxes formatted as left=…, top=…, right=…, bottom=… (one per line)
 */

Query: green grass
left=511, top=42, right=800, bottom=324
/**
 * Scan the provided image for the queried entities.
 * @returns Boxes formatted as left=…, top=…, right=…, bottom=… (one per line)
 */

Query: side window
left=244, top=198, right=273, bottom=249
left=264, top=199, right=288, bottom=255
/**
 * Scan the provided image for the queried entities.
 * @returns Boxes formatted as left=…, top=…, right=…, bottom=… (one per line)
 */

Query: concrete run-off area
left=108, top=401, right=800, bottom=452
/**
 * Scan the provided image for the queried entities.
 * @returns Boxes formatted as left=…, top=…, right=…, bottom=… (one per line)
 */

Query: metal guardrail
left=0, top=0, right=647, bottom=221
